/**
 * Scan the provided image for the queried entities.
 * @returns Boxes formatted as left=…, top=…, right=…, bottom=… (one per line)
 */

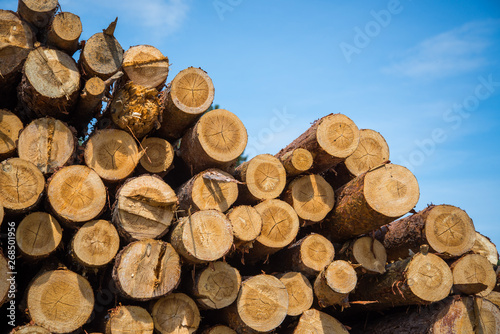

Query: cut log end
left=279, top=148, right=313, bottom=176
left=106, top=305, right=154, bottom=334
left=293, top=309, right=349, bottom=334
left=10, top=325, right=51, bottom=334
left=352, top=236, right=387, bottom=274
left=47, top=12, right=82, bottom=55
left=344, top=129, right=390, bottom=177
left=72, top=220, right=120, bottom=267
left=452, top=254, right=496, bottom=296
left=298, top=234, right=335, bottom=275
left=278, top=272, right=314, bottom=316
left=0, top=252, right=9, bottom=307
left=47, top=165, right=106, bottom=223
left=123, top=45, right=169, bottom=88
left=0, top=158, right=44, bottom=212
left=314, top=260, right=357, bottom=308
left=16, top=212, right=62, bottom=258
left=140, top=137, right=174, bottom=174
left=17, top=0, right=58, bottom=28
left=27, top=270, right=94, bottom=333
left=194, top=261, right=241, bottom=309
left=316, top=113, right=360, bottom=159
left=226, top=205, right=262, bottom=243
left=472, top=232, right=499, bottom=266
left=0, top=109, right=23, bottom=159
left=152, top=293, right=201, bottom=334
left=201, top=325, right=236, bottom=334
left=407, top=252, right=453, bottom=302
left=85, top=129, right=140, bottom=182
left=81, top=32, right=123, bottom=79
left=113, top=240, right=181, bottom=300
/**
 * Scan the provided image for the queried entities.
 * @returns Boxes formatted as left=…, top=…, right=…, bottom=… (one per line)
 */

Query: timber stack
left=1, top=1, right=499, bottom=333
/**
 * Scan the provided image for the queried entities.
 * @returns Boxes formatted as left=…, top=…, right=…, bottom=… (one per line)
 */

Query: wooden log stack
left=1, top=2, right=499, bottom=334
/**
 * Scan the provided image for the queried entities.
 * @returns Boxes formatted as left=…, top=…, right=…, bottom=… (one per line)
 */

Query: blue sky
left=3, top=0, right=499, bottom=246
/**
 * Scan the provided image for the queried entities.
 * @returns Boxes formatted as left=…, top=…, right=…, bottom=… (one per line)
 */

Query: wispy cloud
left=382, top=20, right=500, bottom=79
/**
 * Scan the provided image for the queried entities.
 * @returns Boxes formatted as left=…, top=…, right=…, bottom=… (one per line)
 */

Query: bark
left=73, top=76, right=105, bottom=136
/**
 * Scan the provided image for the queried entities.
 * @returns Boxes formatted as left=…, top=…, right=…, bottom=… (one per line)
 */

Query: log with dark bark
left=0, top=109, right=23, bottom=159
left=105, top=305, right=154, bottom=334
left=313, top=260, right=357, bottom=308
left=47, top=12, right=82, bottom=55
left=323, top=163, right=419, bottom=241
left=277, top=148, right=313, bottom=177
left=122, top=44, right=169, bottom=89
left=293, top=309, right=349, bottom=334
left=276, top=113, right=360, bottom=173
left=375, top=204, right=476, bottom=261
left=17, top=0, right=58, bottom=29
left=451, top=254, right=496, bottom=296
left=277, top=272, right=314, bottom=317
left=73, top=76, right=105, bottom=135
left=151, top=293, right=201, bottom=334
left=159, top=67, right=214, bottom=139
left=16, top=212, right=62, bottom=259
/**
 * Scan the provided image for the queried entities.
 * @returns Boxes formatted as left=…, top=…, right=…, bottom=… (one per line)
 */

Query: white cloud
left=383, top=20, right=500, bottom=79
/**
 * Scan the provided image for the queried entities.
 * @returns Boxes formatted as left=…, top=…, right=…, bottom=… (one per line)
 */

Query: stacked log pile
left=1, top=2, right=499, bottom=333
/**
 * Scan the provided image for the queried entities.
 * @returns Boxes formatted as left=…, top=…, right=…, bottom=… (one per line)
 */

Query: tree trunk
left=110, top=81, right=161, bottom=138
left=324, top=129, right=389, bottom=190
left=139, top=137, right=174, bottom=175
left=169, top=210, right=234, bottom=264
left=177, top=168, right=239, bottom=215
left=337, top=236, right=387, bottom=274
left=47, top=165, right=106, bottom=225
left=79, top=27, right=123, bottom=80
left=202, top=326, right=237, bottom=334
left=84, top=129, right=141, bottom=182
left=0, top=251, right=9, bottom=307
left=73, top=76, right=105, bottom=136
left=26, top=269, right=94, bottom=333
left=158, top=67, right=214, bottom=139
left=0, top=158, right=44, bottom=214
left=17, top=0, right=58, bottom=29
left=122, top=44, right=169, bottom=89
left=179, top=109, right=247, bottom=174
left=375, top=204, right=476, bottom=261
left=472, top=232, right=499, bottom=266
left=16, top=212, right=62, bottom=259
left=276, top=113, right=359, bottom=173
left=105, top=305, right=154, bottom=334
left=351, top=252, right=453, bottom=307
left=272, top=233, right=335, bottom=278
left=277, top=272, right=314, bottom=317
left=71, top=219, right=120, bottom=268
left=451, top=254, right=496, bottom=296
left=226, top=205, right=262, bottom=249
left=224, top=275, right=288, bottom=333
left=112, top=239, right=181, bottom=301
left=293, top=309, right=349, bottom=334
left=277, top=148, right=313, bottom=177
left=282, top=174, right=334, bottom=223
left=191, top=261, right=242, bottom=310
left=19, top=47, right=80, bottom=119
left=17, top=117, right=76, bottom=174
left=0, top=109, right=23, bottom=160
left=247, top=199, right=300, bottom=260
left=47, top=12, right=82, bottom=55
left=313, top=260, right=357, bottom=308
left=323, top=163, right=419, bottom=242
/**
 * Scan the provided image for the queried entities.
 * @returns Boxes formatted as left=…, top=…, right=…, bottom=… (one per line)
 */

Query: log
left=84, top=129, right=141, bottom=182
left=0, top=10, right=33, bottom=109
left=170, top=210, right=234, bottom=264
left=47, top=165, right=106, bottom=224
left=27, top=269, right=94, bottom=333
left=47, top=12, right=82, bottom=55
left=313, top=260, right=357, bottom=308
left=472, top=231, right=499, bottom=266
left=233, top=154, right=287, bottom=203
left=71, top=219, right=120, bottom=268
left=226, top=205, right=262, bottom=249
left=323, top=163, right=419, bottom=241
left=16, top=212, right=62, bottom=259
left=277, top=148, right=313, bottom=177
left=278, top=272, right=314, bottom=316
left=17, top=117, right=75, bottom=174
left=139, top=137, right=174, bottom=175
left=10, top=325, right=51, bottom=334
left=325, top=129, right=389, bottom=190
left=451, top=254, right=496, bottom=296
left=122, top=44, right=169, bottom=88
left=73, top=76, right=105, bottom=134
left=191, top=261, right=242, bottom=309
left=248, top=199, right=300, bottom=260
left=276, top=113, right=360, bottom=173
left=112, top=174, right=177, bottom=241
left=110, top=81, right=161, bottom=138
left=375, top=204, right=476, bottom=261
left=19, top=47, right=80, bottom=119
left=105, top=305, right=154, bottom=334
left=293, top=309, right=349, bottom=334
left=177, top=168, right=239, bottom=215
left=80, top=24, right=124, bottom=80
left=202, top=326, right=236, bottom=334
left=282, top=174, right=334, bottom=223
left=0, top=109, right=23, bottom=159
left=0, top=204, right=3, bottom=227
left=17, top=0, right=57, bottom=28
left=351, top=251, right=453, bottom=307
left=151, top=293, right=201, bottom=334
left=112, top=239, right=181, bottom=301
left=273, top=233, right=335, bottom=278
left=338, top=236, right=387, bottom=274
left=0, top=158, right=44, bottom=214
left=179, top=108, right=247, bottom=174
left=224, top=274, right=288, bottom=333
left=0, top=251, right=8, bottom=307
left=159, top=67, right=215, bottom=139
